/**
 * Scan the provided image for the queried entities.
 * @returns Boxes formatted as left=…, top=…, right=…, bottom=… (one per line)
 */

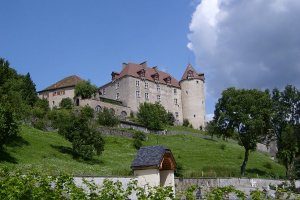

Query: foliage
left=20, top=73, right=38, bottom=106
left=59, top=97, right=73, bottom=109
left=166, top=112, right=176, bottom=126
left=58, top=109, right=105, bottom=160
left=213, top=88, right=272, bottom=175
left=206, top=120, right=218, bottom=139
left=183, top=119, right=190, bottom=127
left=0, top=169, right=175, bottom=200
left=133, top=131, right=147, bottom=149
left=0, top=106, right=19, bottom=149
left=271, top=85, right=300, bottom=178
left=137, top=102, right=168, bottom=130
left=74, top=80, right=97, bottom=99
left=47, top=108, right=72, bottom=129
left=97, top=107, right=119, bottom=127
left=205, top=185, right=246, bottom=200
left=80, top=105, right=95, bottom=120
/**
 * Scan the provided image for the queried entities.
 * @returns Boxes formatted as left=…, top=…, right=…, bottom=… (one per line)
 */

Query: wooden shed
left=131, top=145, right=176, bottom=191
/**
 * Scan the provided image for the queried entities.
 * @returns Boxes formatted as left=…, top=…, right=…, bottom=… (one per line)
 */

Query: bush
left=166, top=112, right=175, bottom=126
left=59, top=98, right=73, bottom=109
left=47, top=109, right=72, bottom=129
left=137, top=102, right=168, bottom=130
left=183, top=119, right=190, bottom=127
left=97, top=108, right=119, bottom=127
left=133, top=131, right=146, bottom=150
left=58, top=109, right=105, bottom=160
left=0, top=106, right=19, bottom=149
left=80, top=105, right=94, bottom=120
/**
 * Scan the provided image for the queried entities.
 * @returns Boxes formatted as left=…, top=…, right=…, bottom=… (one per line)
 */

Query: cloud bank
left=188, top=0, right=300, bottom=102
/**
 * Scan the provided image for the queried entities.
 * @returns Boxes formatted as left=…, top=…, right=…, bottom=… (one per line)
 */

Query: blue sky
left=0, top=0, right=208, bottom=109
left=2, top=0, right=300, bottom=118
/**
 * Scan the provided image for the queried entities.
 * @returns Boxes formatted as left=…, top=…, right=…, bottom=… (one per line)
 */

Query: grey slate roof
left=131, top=145, right=169, bottom=169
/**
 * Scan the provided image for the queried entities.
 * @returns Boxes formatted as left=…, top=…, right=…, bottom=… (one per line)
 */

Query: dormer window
left=164, top=76, right=171, bottom=84
left=187, top=70, right=194, bottom=79
left=152, top=73, right=159, bottom=82
left=138, top=69, right=145, bottom=78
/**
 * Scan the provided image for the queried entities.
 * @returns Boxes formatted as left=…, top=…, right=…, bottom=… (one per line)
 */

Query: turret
left=180, top=64, right=205, bottom=129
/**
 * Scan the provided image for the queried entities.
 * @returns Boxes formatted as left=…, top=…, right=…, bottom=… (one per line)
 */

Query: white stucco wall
left=100, top=76, right=184, bottom=124
left=38, top=87, right=75, bottom=109
left=160, top=170, right=175, bottom=193
left=134, top=169, right=160, bottom=188
left=180, top=79, right=205, bottom=129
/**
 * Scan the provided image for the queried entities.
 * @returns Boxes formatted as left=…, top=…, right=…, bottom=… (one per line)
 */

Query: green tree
left=74, top=80, right=98, bottom=99
left=59, top=98, right=73, bottom=109
left=20, top=73, right=38, bottom=106
left=271, top=85, right=300, bottom=178
left=0, top=105, right=19, bottom=149
left=133, top=131, right=146, bottom=150
left=166, top=112, right=175, bottom=126
left=137, top=102, right=168, bottom=130
left=213, top=88, right=272, bottom=176
left=97, top=108, right=119, bottom=127
left=58, top=109, right=104, bottom=160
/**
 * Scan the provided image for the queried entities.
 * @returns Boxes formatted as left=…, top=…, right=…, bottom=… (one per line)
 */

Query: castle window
left=53, top=92, right=56, bottom=96
left=175, top=112, right=179, bottom=118
left=194, top=114, right=196, bottom=118
left=196, top=81, right=199, bottom=84
left=157, top=95, right=161, bottom=102
left=174, top=89, right=177, bottom=95
left=186, top=90, right=188, bottom=95
left=174, top=98, right=178, bottom=105
left=103, top=89, right=106, bottom=95
left=145, top=93, right=149, bottom=100
left=157, top=84, right=160, bottom=92
left=116, top=93, right=120, bottom=100
left=136, top=91, right=140, bottom=98
left=52, top=101, right=55, bottom=105
left=95, top=105, right=102, bottom=112
left=145, top=82, right=148, bottom=89
left=136, top=80, right=140, bottom=87
left=116, top=82, right=120, bottom=89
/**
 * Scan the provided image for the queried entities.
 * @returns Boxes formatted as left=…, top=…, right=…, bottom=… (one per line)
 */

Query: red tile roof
left=112, top=62, right=180, bottom=88
left=40, top=75, right=82, bottom=92
left=181, top=64, right=205, bottom=82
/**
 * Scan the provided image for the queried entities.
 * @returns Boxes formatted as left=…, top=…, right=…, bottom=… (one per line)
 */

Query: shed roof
left=131, top=145, right=176, bottom=170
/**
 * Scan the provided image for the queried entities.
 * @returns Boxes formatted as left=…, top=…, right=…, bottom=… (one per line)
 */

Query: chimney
left=122, top=63, right=128, bottom=70
left=140, top=61, right=147, bottom=67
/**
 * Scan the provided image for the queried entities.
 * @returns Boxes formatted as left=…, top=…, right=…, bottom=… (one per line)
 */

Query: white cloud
left=188, top=0, right=300, bottom=107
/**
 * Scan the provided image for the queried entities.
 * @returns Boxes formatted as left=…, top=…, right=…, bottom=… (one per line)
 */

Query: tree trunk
left=241, top=149, right=249, bottom=176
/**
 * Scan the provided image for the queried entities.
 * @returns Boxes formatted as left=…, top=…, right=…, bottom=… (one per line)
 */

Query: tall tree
left=272, top=85, right=300, bottom=178
left=137, top=102, right=168, bottom=130
left=20, top=73, right=38, bottom=106
left=213, top=88, right=272, bottom=175
left=74, top=80, right=97, bottom=99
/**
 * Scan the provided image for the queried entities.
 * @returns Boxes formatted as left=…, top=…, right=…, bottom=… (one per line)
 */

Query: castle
left=38, top=61, right=206, bottom=129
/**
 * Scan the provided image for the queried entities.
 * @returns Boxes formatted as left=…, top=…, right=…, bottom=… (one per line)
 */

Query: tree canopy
left=271, top=85, right=300, bottom=178
left=213, top=87, right=272, bottom=175
left=74, top=80, right=98, bottom=99
left=137, top=102, right=168, bottom=130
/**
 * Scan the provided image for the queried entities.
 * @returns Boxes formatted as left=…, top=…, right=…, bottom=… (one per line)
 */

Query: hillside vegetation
left=0, top=126, right=285, bottom=178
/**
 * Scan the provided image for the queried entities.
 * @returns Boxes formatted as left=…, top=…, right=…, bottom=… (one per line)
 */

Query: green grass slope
left=0, top=126, right=285, bottom=178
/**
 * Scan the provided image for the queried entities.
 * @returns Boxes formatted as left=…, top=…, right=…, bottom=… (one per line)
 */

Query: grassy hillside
left=0, top=126, right=285, bottom=178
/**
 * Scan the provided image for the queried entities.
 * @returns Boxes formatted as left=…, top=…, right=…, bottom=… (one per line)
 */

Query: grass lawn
left=0, top=126, right=285, bottom=178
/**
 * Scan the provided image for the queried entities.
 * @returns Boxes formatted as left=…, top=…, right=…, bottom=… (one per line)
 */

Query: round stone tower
left=180, top=64, right=205, bottom=130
